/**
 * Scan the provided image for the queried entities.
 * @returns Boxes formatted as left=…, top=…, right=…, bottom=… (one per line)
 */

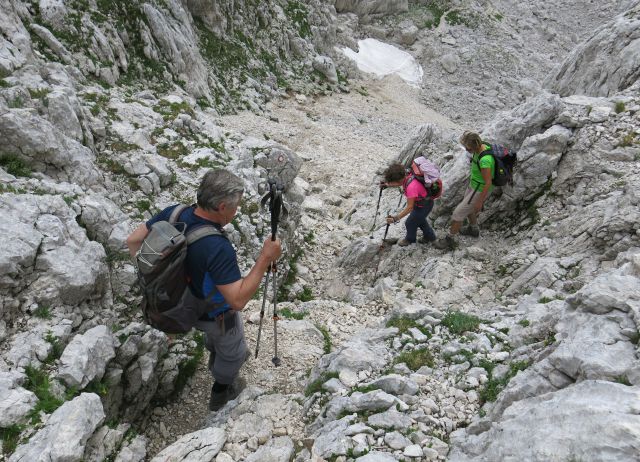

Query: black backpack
left=135, top=205, right=227, bottom=334
left=476, top=143, right=517, bottom=186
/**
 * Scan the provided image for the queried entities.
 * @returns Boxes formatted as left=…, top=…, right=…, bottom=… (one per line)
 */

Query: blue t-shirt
left=146, top=205, right=241, bottom=316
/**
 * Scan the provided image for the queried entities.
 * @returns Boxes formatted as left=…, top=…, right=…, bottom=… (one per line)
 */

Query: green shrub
left=0, top=154, right=31, bottom=177
left=538, top=297, right=552, bottom=304
left=315, top=324, right=332, bottom=354
left=304, top=231, right=315, bottom=244
left=615, top=375, right=631, bottom=386
left=614, top=101, right=626, bottom=113
left=0, top=424, right=24, bottom=456
left=618, top=132, right=636, bottom=147
left=304, top=371, right=339, bottom=396
left=135, top=199, right=151, bottom=213
left=24, top=366, right=64, bottom=422
left=153, top=100, right=195, bottom=121
left=441, top=311, right=482, bottom=334
left=28, top=88, right=50, bottom=99
left=442, top=348, right=474, bottom=364
left=85, top=379, right=109, bottom=396
left=157, top=141, right=188, bottom=160
left=518, top=319, right=530, bottom=327
left=44, top=332, right=63, bottom=364
left=386, top=316, right=430, bottom=337
left=173, top=332, right=205, bottom=396
left=479, top=360, right=530, bottom=403
left=33, top=305, right=52, bottom=319
left=296, top=287, right=313, bottom=302
left=394, top=347, right=434, bottom=371
left=280, top=307, right=306, bottom=320
left=284, top=1, right=312, bottom=38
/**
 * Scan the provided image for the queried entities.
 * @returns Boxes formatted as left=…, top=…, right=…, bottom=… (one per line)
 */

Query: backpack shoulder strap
left=169, top=204, right=190, bottom=224
left=476, top=147, right=494, bottom=166
left=186, top=225, right=226, bottom=245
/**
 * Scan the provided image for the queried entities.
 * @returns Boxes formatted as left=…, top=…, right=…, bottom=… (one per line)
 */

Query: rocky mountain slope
left=1, top=1, right=639, bottom=461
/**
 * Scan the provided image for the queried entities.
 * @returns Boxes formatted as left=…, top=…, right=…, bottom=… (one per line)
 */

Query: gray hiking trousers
left=194, top=311, right=247, bottom=385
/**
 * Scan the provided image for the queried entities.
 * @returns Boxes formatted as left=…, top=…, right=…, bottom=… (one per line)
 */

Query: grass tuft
left=24, top=366, right=64, bottom=422
left=394, top=347, right=434, bottom=371
left=0, top=424, right=24, bottom=456
left=386, top=316, right=430, bottom=337
left=479, top=360, right=530, bottom=403
left=304, top=371, right=339, bottom=396
left=441, top=311, right=482, bottom=334
left=173, top=332, right=205, bottom=396
left=315, top=324, right=332, bottom=354
left=0, top=154, right=32, bottom=177
left=280, top=307, right=306, bottom=320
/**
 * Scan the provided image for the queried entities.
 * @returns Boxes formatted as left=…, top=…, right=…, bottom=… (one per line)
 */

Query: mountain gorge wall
left=0, top=0, right=639, bottom=461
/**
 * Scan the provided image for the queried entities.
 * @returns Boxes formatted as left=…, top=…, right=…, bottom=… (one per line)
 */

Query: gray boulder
left=78, top=195, right=132, bottom=251
left=368, top=374, right=419, bottom=396
left=244, top=436, right=295, bottom=462
left=449, top=381, right=640, bottom=462
left=0, top=193, right=108, bottom=310
left=0, top=371, right=37, bottom=427
left=9, top=393, right=105, bottom=462
left=114, top=435, right=147, bottom=462
left=367, top=409, right=413, bottom=430
left=312, top=417, right=354, bottom=459
left=58, top=325, right=116, bottom=389
left=308, top=328, right=394, bottom=384
left=356, top=452, right=398, bottom=462
left=482, top=92, right=565, bottom=151
left=0, top=109, right=102, bottom=188
left=313, top=55, right=339, bottom=84
left=150, top=427, right=226, bottom=462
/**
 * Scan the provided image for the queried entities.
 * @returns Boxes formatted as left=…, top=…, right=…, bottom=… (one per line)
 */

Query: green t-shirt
left=469, top=144, right=495, bottom=192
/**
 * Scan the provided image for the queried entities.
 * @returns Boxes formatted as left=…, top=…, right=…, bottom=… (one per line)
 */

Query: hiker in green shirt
left=435, top=131, right=494, bottom=250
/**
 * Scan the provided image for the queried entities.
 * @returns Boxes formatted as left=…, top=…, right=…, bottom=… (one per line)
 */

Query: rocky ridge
left=1, top=1, right=639, bottom=462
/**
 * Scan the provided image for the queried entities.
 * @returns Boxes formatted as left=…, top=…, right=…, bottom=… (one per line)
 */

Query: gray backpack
left=135, top=205, right=227, bottom=333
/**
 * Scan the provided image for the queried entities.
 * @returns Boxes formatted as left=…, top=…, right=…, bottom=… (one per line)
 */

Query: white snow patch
left=341, top=38, right=423, bottom=87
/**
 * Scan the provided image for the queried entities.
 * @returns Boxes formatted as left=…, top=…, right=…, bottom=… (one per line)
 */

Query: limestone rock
left=0, top=371, right=37, bottom=427
left=244, top=436, right=295, bottom=462
left=545, top=5, right=640, bottom=97
left=449, top=381, right=640, bottom=462
left=58, top=325, right=116, bottom=389
left=9, top=393, right=105, bottom=462
left=335, top=0, right=409, bottom=17
left=367, top=374, right=419, bottom=396
left=313, top=55, right=339, bottom=84
left=150, top=427, right=226, bottom=462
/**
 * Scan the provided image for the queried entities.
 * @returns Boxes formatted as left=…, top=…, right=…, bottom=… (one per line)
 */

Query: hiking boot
left=460, top=226, right=480, bottom=238
left=433, top=235, right=456, bottom=251
left=397, top=239, right=411, bottom=247
left=209, top=377, right=246, bottom=411
left=419, top=237, right=434, bottom=244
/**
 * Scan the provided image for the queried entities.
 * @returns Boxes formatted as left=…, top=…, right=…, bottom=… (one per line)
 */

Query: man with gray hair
left=127, top=169, right=282, bottom=410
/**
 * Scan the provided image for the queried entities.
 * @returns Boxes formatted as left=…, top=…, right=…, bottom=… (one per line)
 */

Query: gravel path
left=142, top=75, right=461, bottom=457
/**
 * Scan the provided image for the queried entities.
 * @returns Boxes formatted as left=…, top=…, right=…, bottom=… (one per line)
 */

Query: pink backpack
left=406, top=157, right=443, bottom=200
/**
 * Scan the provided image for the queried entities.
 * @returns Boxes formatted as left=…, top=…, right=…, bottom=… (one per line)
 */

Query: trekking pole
left=254, top=269, right=270, bottom=359
left=255, top=180, right=278, bottom=360
left=369, top=185, right=385, bottom=239
left=270, top=182, right=284, bottom=367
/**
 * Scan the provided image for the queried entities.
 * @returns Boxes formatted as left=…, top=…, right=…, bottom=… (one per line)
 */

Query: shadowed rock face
left=335, top=0, right=408, bottom=17
left=544, top=5, right=640, bottom=97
